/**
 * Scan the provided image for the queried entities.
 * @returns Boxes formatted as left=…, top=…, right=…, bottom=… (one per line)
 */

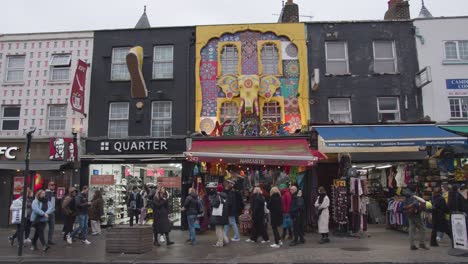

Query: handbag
left=11, top=210, right=21, bottom=224
left=212, top=196, right=224, bottom=217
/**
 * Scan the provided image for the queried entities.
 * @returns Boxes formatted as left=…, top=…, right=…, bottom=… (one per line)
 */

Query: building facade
left=0, top=31, right=94, bottom=227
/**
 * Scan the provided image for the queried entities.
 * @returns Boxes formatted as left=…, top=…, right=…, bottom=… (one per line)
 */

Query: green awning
left=440, top=126, right=468, bottom=134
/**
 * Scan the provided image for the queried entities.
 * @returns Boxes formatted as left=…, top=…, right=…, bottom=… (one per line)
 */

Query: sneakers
left=270, top=244, right=280, bottom=248
left=24, top=238, right=31, bottom=244
left=231, top=238, right=241, bottom=242
left=66, top=235, right=73, bottom=245
left=260, top=240, right=270, bottom=244
left=245, top=239, right=255, bottom=243
left=82, top=239, right=91, bottom=245
left=43, top=245, right=50, bottom=252
left=279, top=240, right=283, bottom=246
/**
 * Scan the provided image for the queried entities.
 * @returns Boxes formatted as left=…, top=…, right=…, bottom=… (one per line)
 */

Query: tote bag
left=212, top=196, right=224, bottom=217
left=11, top=210, right=22, bottom=224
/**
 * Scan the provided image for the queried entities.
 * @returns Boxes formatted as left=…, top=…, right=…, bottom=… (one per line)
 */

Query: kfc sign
left=0, top=146, right=18, bottom=159
left=49, top=138, right=77, bottom=161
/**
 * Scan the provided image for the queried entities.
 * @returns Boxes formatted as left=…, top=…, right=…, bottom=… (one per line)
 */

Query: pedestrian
left=246, top=187, right=269, bottom=243
left=183, top=188, right=201, bottom=245
left=280, top=184, right=293, bottom=241
left=62, top=187, right=77, bottom=241
left=31, top=189, right=53, bottom=252
left=403, top=185, right=429, bottom=250
left=45, top=181, right=56, bottom=245
left=211, top=184, right=229, bottom=247
left=127, top=186, right=142, bottom=227
left=430, top=188, right=452, bottom=247
left=139, top=185, right=150, bottom=225
left=67, top=186, right=91, bottom=245
left=289, top=186, right=305, bottom=246
left=152, top=187, right=174, bottom=246
left=315, top=186, right=330, bottom=244
left=8, top=194, right=24, bottom=246
left=224, top=180, right=243, bottom=242
left=24, top=189, right=34, bottom=244
left=89, top=190, right=104, bottom=236
left=268, top=187, right=283, bottom=248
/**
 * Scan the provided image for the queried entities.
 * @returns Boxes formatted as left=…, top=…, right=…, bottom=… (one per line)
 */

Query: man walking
left=45, top=181, right=56, bottom=245
left=224, top=180, right=243, bottom=242
left=67, top=186, right=91, bottom=245
left=403, top=185, right=429, bottom=250
left=289, top=186, right=305, bottom=246
left=183, top=188, right=200, bottom=245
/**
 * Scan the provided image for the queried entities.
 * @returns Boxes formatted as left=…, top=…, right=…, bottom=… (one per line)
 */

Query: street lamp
left=72, top=128, right=79, bottom=186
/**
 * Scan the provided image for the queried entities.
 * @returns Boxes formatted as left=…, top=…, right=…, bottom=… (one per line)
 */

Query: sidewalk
left=0, top=226, right=466, bottom=264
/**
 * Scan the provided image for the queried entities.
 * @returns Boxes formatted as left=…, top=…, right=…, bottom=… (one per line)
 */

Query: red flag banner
left=70, top=59, right=88, bottom=115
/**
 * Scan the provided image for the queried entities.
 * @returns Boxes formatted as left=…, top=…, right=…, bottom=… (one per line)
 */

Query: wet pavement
left=0, top=226, right=466, bottom=263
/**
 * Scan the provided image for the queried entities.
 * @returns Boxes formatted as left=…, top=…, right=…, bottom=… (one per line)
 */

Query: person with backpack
left=127, top=186, right=142, bottom=227
left=183, top=188, right=200, bottom=245
left=211, top=184, right=229, bottom=247
left=403, top=185, right=429, bottom=251
left=61, top=187, right=77, bottom=241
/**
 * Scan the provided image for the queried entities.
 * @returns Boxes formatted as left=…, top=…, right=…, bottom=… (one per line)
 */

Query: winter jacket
left=88, top=197, right=104, bottom=221
left=281, top=189, right=292, bottom=214
left=225, top=189, right=244, bottom=217
left=75, top=192, right=89, bottom=215
left=267, top=193, right=283, bottom=226
left=62, top=195, right=76, bottom=216
left=315, top=195, right=330, bottom=234
left=251, top=193, right=266, bottom=225
left=127, top=191, right=143, bottom=210
left=184, top=193, right=200, bottom=216
left=431, top=194, right=449, bottom=232
left=210, top=192, right=229, bottom=226
left=448, top=191, right=466, bottom=213
left=31, top=198, right=54, bottom=223
left=289, top=193, right=304, bottom=219
left=152, top=196, right=171, bottom=233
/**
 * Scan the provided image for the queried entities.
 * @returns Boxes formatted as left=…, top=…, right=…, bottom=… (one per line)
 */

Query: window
left=262, top=101, right=282, bottom=123
left=260, top=44, right=279, bottom=75
left=50, top=54, right=71, bottom=81
left=220, top=45, right=239, bottom=75
left=153, top=46, right=174, bottom=79
left=1, top=106, right=20, bottom=130
left=5, top=56, right=25, bottom=82
left=47, top=105, right=67, bottom=131
left=373, top=41, right=397, bottom=73
left=325, top=42, right=349, bottom=75
left=111, top=47, right=131, bottom=81
left=444, top=41, right=468, bottom=61
left=449, top=97, right=468, bottom=119
left=108, top=102, right=129, bottom=138
left=220, top=102, right=238, bottom=123
left=377, top=97, right=400, bottom=122
left=328, top=98, right=352, bottom=123
left=151, top=101, right=172, bottom=138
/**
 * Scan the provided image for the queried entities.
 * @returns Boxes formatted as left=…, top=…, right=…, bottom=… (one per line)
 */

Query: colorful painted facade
left=195, top=24, right=309, bottom=136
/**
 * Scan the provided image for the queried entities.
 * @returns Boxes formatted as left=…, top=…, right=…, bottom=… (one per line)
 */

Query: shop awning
left=440, top=125, right=468, bottom=135
left=185, top=138, right=327, bottom=166
left=0, top=161, right=72, bottom=171
left=314, top=125, right=467, bottom=148
left=351, top=152, right=428, bottom=162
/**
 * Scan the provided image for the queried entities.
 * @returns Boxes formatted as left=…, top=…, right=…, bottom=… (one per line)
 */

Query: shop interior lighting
left=376, top=164, right=392, bottom=169
left=361, top=165, right=375, bottom=169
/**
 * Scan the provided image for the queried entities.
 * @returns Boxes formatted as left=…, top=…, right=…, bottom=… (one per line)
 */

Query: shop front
left=312, top=124, right=467, bottom=235
left=0, top=138, right=76, bottom=227
left=82, top=138, right=188, bottom=227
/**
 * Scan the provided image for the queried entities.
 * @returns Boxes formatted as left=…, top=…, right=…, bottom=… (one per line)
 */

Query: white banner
left=451, top=213, right=468, bottom=251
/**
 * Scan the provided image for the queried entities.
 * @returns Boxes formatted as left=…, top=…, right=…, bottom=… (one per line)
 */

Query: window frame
left=1, top=105, right=21, bottom=131
left=373, top=41, right=398, bottom=74
left=325, top=42, right=349, bottom=75
left=47, top=104, right=67, bottom=131
left=262, top=101, right=282, bottom=123
left=377, top=97, right=401, bottom=122
left=110, top=47, right=131, bottom=81
left=257, top=41, right=282, bottom=76
left=108, top=102, right=129, bottom=138
left=49, top=54, right=72, bottom=82
left=151, top=101, right=172, bottom=138
left=4, top=55, right=26, bottom=83
left=328, top=98, right=352, bottom=123
left=444, top=40, right=468, bottom=61
left=153, top=45, right=174, bottom=80
left=218, top=42, right=241, bottom=76
left=449, top=97, right=468, bottom=119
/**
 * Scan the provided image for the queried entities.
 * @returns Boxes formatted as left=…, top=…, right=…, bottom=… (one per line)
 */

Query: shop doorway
left=0, top=173, right=13, bottom=227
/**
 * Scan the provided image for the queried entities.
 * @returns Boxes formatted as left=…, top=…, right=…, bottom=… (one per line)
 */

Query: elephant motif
left=218, top=74, right=281, bottom=116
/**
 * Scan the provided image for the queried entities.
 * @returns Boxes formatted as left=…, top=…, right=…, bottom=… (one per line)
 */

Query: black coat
left=251, top=194, right=265, bottom=225
left=226, top=189, right=244, bottom=217
left=152, top=196, right=171, bottom=233
left=289, top=193, right=304, bottom=219
left=184, top=193, right=200, bottom=216
left=210, top=192, right=229, bottom=226
left=432, top=194, right=449, bottom=232
left=268, top=193, right=283, bottom=226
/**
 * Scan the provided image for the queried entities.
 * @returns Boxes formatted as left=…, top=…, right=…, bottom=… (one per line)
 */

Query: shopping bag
left=11, top=210, right=21, bottom=224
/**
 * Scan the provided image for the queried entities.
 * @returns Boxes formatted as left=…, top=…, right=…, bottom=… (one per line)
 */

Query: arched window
left=220, top=102, right=238, bottom=123
left=220, top=45, right=239, bottom=75
left=262, top=101, right=281, bottom=123
left=261, top=44, right=279, bottom=75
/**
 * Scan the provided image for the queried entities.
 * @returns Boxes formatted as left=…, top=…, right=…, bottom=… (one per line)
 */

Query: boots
left=166, top=234, right=174, bottom=246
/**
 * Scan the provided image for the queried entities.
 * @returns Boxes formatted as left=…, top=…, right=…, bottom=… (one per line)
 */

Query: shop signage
left=0, top=146, right=18, bottom=159
left=325, top=139, right=467, bottom=148
left=49, top=138, right=77, bottom=161
left=57, top=187, right=65, bottom=200
left=447, top=79, right=468, bottom=96
left=90, top=175, right=115, bottom=185
left=70, top=59, right=88, bottom=115
left=157, top=177, right=181, bottom=188
left=86, top=139, right=186, bottom=155
left=451, top=213, right=468, bottom=251
left=13, top=177, right=24, bottom=196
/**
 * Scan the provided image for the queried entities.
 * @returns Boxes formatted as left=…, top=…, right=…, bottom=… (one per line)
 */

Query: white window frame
left=153, top=45, right=174, bottom=79
left=260, top=44, right=279, bottom=75
left=377, top=97, right=401, bottom=122
left=449, top=97, right=468, bottom=119
left=111, top=47, right=131, bottom=81
left=4, top=55, right=25, bottom=83
left=220, top=102, right=239, bottom=124
left=49, top=54, right=71, bottom=82
left=262, top=101, right=282, bottom=123
left=444, top=41, right=468, bottom=61
left=1, top=105, right=21, bottom=130
left=220, top=45, right=239, bottom=75
left=108, top=102, right=129, bottom=138
left=325, top=42, right=349, bottom=75
left=47, top=104, right=67, bottom=131
left=373, top=41, right=398, bottom=74
left=151, top=101, right=172, bottom=138
left=328, top=98, right=352, bottom=123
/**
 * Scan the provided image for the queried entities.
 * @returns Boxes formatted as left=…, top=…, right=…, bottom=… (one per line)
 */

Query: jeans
left=32, top=222, right=47, bottom=248
left=129, top=209, right=139, bottom=227
left=47, top=213, right=55, bottom=242
left=408, top=216, right=425, bottom=247
left=187, top=215, right=197, bottom=243
left=224, top=216, right=240, bottom=240
left=70, top=214, right=89, bottom=241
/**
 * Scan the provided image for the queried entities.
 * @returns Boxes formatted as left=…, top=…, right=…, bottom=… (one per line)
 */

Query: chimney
left=384, top=0, right=410, bottom=20
left=278, top=0, right=299, bottom=23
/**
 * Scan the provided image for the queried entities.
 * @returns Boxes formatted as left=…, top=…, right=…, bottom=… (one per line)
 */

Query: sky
left=1, top=0, right=467, bottom=34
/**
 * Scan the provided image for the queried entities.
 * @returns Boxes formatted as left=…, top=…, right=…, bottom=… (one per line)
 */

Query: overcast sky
left=1, top=0, right=467, bottom=34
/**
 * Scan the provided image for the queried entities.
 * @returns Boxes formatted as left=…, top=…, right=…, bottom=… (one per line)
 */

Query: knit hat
left=216, top=184, right=224, bottom=193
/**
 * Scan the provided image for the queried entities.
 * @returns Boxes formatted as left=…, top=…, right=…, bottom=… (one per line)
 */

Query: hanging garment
left=388, top=168, right=396, bottom=188
left=381, top=170, right=388, bottom=188
left=395, top=165, right=406, bottom=187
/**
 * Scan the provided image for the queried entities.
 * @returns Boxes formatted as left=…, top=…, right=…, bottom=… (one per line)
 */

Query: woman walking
left=211, top=184, right=229, bottom=247
left=246, top=187, right=269, bottom=243
left=89, top=190, right=104, bottom=236
left=31, top=190, right=54, bottom=252
left=62, top=187, right=77, bottom=241
left=315, top=186, right=330, bottom=243
left=152, top=188, right=174, bottom=246
left=268, top=187, right=283, bottom=248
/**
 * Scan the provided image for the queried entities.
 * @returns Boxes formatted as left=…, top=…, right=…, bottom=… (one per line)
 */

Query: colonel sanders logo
left=49, top=138, right=76, bottom=161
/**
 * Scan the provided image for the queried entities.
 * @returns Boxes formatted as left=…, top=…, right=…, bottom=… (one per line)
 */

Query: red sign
left=49, top=138, right=77, bottom=161
left=90, top=175, right=115, bottom=185
left=157, top=177, right=181, bottom=188
left=70, top=59, right=88, bottom=115
left=13, top=177, right=24, bottom=198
